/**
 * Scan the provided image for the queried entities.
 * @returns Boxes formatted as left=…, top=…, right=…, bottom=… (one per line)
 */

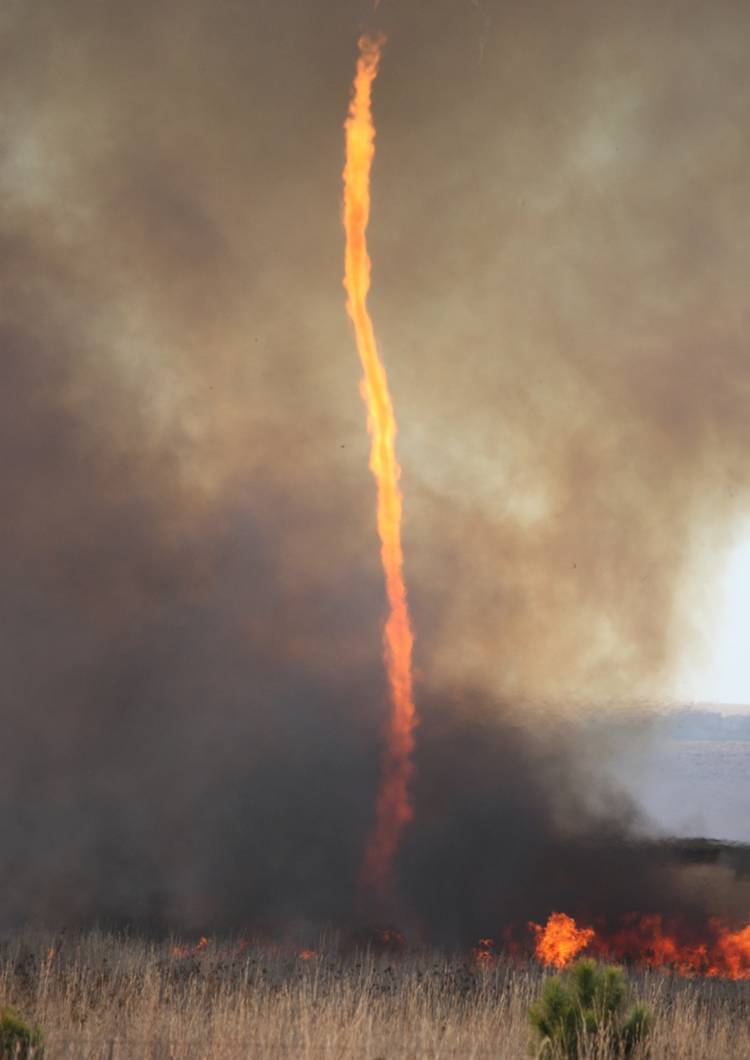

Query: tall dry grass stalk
left=0, top=930, right=748, bottom=1058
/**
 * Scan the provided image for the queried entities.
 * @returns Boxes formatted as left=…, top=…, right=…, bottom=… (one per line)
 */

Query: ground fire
left=530, top=912, right=750, bottom=979
left=530, top=912, right=595, bottom=969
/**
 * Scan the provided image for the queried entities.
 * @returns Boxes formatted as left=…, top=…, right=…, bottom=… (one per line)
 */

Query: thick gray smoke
left=2, top=0, right=749, bottom=939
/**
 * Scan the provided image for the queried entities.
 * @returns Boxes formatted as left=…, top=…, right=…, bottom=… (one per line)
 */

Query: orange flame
left=714, top=921, right=750, bottom=978
left=530, top=912, right=750, bottom=979
left=298, top=949, right=317, bottom=961
left=530, top=912, right=595, bottom=969
left=596, top=914, right=750, bottom=979
left=170, top=936, right=209, bottom=959
left=377, top=928, right=406, bottom=948
left=343, top=34, right=418, bottom=897
left=473, top=937, right=496, bottom=965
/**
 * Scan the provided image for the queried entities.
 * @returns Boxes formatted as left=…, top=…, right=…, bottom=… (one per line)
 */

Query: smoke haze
left=2, top=0, right=750, bottom=936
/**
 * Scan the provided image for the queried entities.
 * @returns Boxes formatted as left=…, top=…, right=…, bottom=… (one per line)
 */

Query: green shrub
left=0, top=1007, right=44, bottom=1059
left=529, top=958, right=652, bottom=1058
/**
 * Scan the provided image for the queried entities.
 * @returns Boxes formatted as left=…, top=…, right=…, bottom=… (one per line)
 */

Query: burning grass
left=0, top=931, right=749, bottom=1058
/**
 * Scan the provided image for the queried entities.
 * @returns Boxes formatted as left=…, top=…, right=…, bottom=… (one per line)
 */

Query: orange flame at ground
left=531, top=912, right=596, bottom=969
left=170, top=936, right=209, bottom=960
left=531, top=912, right=750, bottom=979
left=473, top=937, right=497, bottom=965
left=343, top=34, right=418, bottom=897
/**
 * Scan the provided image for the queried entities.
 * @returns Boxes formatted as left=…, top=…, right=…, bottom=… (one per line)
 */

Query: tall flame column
left=343, top=35, right=418, bottom=897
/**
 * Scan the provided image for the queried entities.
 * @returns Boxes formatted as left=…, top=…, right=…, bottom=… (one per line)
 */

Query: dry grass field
left=1, top=930, right=749, bottom=1058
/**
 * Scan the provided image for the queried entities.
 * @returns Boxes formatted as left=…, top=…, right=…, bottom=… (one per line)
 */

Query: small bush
left=529, top=958, right=652, bottom=1058
left=0, top=1008, right=44, bottom=1059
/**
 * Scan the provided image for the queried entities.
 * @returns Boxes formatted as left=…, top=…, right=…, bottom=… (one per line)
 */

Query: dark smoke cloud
left=2, top=0, right=749, bottom=937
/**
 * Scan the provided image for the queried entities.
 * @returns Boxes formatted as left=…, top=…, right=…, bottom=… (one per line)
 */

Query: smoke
left=2, top=0, right=750, bottom=937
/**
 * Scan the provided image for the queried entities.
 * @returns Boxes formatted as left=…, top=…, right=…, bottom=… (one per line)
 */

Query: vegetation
left=529, top=958, right=652, bottom=1058
left=0, top=931, right=745, bottom=1057
left=0, top=1007, right=43, bottom=1059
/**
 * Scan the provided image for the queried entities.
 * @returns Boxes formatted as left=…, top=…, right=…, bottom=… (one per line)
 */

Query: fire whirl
left=343, top=35, right=418, bottom=898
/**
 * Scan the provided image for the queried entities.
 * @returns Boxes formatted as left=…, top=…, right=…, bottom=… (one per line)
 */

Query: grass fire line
left=530, top=911, right=750, bottom=979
